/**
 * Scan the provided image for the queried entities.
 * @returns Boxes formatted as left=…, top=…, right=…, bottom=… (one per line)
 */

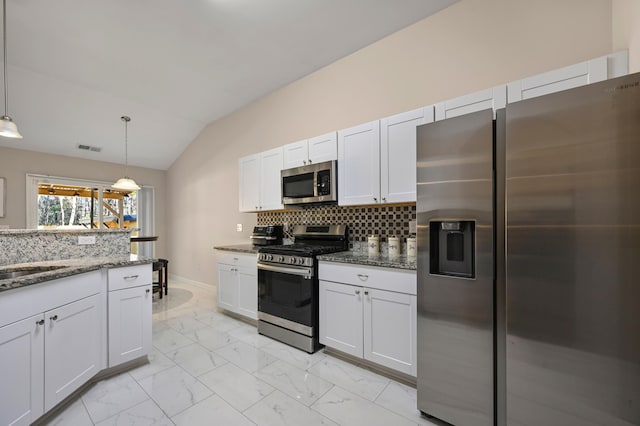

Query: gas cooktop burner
left=257, top=224, right=348, bottom=262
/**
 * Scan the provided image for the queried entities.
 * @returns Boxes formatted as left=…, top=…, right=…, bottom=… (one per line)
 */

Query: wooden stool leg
left=158, top=268, right=163, bottom=299
left=164, top=263, right=168, bottom=295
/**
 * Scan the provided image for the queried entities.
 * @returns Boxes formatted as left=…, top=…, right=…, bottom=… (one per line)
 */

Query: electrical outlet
left=236, top=224, right=243, bottom=232
left=78, top=235, right=96, bottom=245
left=409, top=220, right=417, bottom=234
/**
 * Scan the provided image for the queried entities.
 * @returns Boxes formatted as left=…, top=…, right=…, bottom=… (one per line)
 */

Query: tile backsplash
left=257, top=203, right=416, bottom=247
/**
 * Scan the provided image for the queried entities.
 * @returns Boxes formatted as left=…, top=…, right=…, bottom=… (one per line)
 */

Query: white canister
left=407, top=237, right=417, bottom=257
left=367, top=235, right=380, bottom=256
left=388, top=236, right=401, bottom=257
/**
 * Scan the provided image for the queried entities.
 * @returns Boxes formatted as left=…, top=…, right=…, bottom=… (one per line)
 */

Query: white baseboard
left=169, top=274, right=215, bottom=291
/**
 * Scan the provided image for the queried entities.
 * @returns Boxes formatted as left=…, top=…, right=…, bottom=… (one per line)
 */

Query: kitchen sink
left=0, top=265, right=67, bottom=280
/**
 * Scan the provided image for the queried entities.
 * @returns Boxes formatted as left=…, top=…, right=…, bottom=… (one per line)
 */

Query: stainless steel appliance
left=417, top=108, right=499, bottom=426
left=281, top=160, right=337, bottom=206
left=250, top=225, right=283, bottom=246
left=257, top=225, right=347, bottom=353
left=416, top=73, right=640, bottom=426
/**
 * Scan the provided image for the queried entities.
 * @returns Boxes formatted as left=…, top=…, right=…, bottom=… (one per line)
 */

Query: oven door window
left=258, top=268, right=313, bottom=327
left=282, top=172, right=315, bottom=199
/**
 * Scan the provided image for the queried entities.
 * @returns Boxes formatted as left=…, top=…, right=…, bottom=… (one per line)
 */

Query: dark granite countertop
left=317, top=250, right=417, bottom=270
left=214, top=244, right=260, bottom=254
left=0, top=255, right=153, bottom=293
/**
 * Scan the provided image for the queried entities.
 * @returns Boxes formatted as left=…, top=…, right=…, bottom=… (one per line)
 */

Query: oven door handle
left=258, top=262, right=313, bottom=277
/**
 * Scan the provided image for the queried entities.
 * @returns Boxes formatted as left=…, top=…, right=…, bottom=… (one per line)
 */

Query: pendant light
left=112, top=116, right=140, bottom=191
left=0, top=0, right=21, bottom=138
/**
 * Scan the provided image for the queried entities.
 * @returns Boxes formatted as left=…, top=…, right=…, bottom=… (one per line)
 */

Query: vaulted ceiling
left=0, top=0, right=457, bottom=169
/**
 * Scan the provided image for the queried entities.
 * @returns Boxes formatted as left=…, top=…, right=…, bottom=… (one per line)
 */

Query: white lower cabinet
left=0, top=314, right=45, bottom=426
left=237, top=267, right=258, bottom=319
left=363, top=288, right=416, bottom=375
left=216, top=252, right=257, bottom=320
left=0, top=270, right=104, bottom=425
left=107, top=264, right=153, bottom=367
left=319, top=262, right=417, bottom=376
left=217, top=263, right=238, bottom=311
left=44, top=293, right=102, bottom=411
left=319, top=280, right=363, bottom=357
left=0, top=262, right=153, bottom=425
left=108, top=285, right=152, bottom=367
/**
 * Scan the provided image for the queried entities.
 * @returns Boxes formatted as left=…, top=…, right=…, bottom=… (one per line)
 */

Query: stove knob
left=289, top=257, right=296, bottom=264
left=267, top=254, right=273, bottom=261
left=298, top=258, right=306, bottom=265
left=278, top=256, right=285, bottom=263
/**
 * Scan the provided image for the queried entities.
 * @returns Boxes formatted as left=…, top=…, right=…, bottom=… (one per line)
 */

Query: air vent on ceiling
left=77, top=144, right=102, bottom=153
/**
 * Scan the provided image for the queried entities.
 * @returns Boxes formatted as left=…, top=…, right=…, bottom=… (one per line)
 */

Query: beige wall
left=0, top=146, right=168, bottom=258
left=613, top=0, right=640, bottom=72
left=168, top=0, right=614, bottom=285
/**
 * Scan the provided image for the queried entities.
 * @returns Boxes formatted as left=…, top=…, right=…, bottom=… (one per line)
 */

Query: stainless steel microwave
left=281, top=160, right=337, bottom=206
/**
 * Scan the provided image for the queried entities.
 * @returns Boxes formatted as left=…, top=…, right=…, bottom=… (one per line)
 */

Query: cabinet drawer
left=319, top=262, right=416, bottom=295
left=108, top=264, right=152, bottom=291
left=216, top=252, right=257, bottom=269
left=0, top=270, right=103, bottom=327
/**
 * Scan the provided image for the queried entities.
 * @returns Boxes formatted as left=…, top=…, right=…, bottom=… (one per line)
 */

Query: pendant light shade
left=0, top=115, right=21, bottom=138
left=112, top=177, right=140, bottom=191
left=112, top=116, right=141, bottom=191
left=1, top=0, right=22, bottom=139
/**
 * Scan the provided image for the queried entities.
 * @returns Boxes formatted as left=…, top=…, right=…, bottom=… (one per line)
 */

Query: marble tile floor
left=46, top=277, right=441, bottom=426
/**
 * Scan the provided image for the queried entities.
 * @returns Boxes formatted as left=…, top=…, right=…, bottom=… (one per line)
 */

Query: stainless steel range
left=257, top=225, right=348, bottom=353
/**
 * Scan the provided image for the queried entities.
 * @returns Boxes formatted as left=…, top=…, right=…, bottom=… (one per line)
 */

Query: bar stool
left=152, top=259, right=169, bottom=298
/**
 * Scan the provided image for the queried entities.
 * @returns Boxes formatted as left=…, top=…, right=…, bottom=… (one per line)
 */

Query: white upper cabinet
left=283, top=140, right=308, bottom=169
left=508, top=51, right=628, bottom=103
left=239, top=148, right=284, bottom=212
left=239, top=154, right=261, bottom=212
left=381, top=107, right=433, bottom=203
left=283, top=132, right=337, bottom=169
left=339, top=107, right=433, bottom=206
left=308, top=132, right=338, bottom=164
left=259, top=147, right=284, bottom=211
left=338, top=120, right=381, bottom=206
left=435, top=85, right=507, bottom=121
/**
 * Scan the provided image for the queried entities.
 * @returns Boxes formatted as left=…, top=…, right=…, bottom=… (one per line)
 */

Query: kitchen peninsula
left=0, top=228, right=154, bottom=426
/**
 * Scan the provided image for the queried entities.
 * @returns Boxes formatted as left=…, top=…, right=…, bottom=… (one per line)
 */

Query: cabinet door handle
left=355, top=290, right=361, bottom=295
left=357, top=274, right=369, bottom=281
left=382, top=197, right=386, bottom=202
left=373, top=197, right=377, bottom=202
left=364, top=290, right=369, bottom=296
left=255, top=206, right=258, bottom=210
left=124, top=274, right=139, bottom=280
left=146, top=288, right=150, bottom=294
left=50, top=315, right=58, bottom=321
left=36, top=319, right=45, bottom=326
left=308, top=159, right=312, bottom=164
left=303, top=160, right=307, bottom=165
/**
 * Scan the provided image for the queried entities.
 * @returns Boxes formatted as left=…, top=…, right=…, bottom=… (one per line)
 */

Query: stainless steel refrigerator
left=416, top=72, right=640, bottom=426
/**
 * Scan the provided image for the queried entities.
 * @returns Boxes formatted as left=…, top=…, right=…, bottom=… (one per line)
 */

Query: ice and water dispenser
left=429, top=221, right=475, bottom=278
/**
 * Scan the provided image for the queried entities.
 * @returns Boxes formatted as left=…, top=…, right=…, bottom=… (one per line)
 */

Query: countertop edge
left=214, top=244, right=259, bottom=254
left=0, top=256, right=154, bottom=293
left=317, top=252, right=417, bottom=271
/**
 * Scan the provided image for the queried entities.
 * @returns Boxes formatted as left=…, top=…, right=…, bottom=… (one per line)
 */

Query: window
left=26, top=174, right=155, bottom=257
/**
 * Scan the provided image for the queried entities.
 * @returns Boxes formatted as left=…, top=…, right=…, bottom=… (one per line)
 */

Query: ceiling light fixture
left=112, top=116, right=140, bottom=191
left=0, top=0, right=21, bottom=138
